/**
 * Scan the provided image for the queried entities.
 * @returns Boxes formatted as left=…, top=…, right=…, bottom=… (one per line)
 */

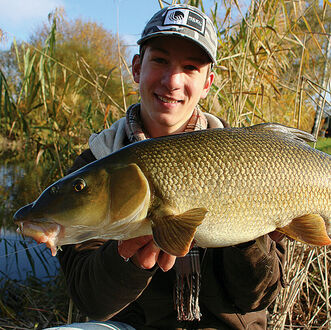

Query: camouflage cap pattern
left=137, top=4, right=218, bottom=64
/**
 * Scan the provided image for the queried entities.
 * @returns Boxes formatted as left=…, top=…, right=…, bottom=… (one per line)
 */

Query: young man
left=52, top=5, right=285, bottom=330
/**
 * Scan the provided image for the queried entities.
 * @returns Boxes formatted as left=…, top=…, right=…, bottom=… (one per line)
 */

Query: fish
left=13, top=123, right=331, bottom=256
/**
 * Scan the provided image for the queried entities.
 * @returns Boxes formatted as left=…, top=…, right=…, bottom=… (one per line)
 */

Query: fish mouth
left=16, top=221, right=64, bottom=256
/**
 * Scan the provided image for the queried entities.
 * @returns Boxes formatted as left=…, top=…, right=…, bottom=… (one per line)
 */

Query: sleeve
left=214, top=235, right=286, bottom=312
left=59, top=240, right=157, bottom=321
left=66, top=149, right=96, bottom=174
left=58, top=149, right=157, bottom=321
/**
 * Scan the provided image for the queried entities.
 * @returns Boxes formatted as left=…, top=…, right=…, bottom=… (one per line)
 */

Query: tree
left=0, top=8, right=135, bottom=170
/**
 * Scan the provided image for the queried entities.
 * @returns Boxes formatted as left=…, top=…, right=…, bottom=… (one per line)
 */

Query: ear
left=132, top=54, right=141, bottom=83
left=200, top=71, right=215, bottom=99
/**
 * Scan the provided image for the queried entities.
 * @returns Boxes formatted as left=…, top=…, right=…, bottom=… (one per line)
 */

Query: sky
left=0, top=0, right=161, bottom=53
left=0, top=0, right=223, bottom=55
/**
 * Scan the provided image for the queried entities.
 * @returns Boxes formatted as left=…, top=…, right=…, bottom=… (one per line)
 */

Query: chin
left=154, top=115, right=179, bottom=128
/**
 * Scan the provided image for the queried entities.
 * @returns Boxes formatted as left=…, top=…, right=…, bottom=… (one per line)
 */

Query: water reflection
left=0, top=230, right=59, bottom=283
left=0, top=161, right=60, bottom=283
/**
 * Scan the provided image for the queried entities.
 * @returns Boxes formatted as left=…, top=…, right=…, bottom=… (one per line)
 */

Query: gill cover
left=109, top=163, right=150, bottom=223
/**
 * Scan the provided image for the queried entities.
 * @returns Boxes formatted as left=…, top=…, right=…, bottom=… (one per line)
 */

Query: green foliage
left=314, top=137, right=331, bottom=154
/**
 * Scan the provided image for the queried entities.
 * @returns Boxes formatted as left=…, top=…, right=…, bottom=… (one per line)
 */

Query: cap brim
left=137, top=32, right=216, bottom=64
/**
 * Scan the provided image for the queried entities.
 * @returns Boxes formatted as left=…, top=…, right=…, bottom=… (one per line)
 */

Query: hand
left=117, top=235, right=176, bottom=272
left=268, top=231, right=285, bottom=242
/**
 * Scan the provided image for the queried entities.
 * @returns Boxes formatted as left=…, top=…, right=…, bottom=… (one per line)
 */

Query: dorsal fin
left=247, top=123, right=316, bottom=144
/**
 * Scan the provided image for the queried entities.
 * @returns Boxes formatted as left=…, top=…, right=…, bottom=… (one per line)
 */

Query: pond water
left=0, top=161, right=60, bottom=284
left=0, top=230, right=59, bottom=284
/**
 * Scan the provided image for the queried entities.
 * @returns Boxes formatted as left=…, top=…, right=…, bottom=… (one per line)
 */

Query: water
left=0, top=230, right=59, bottom=284
left=0, top=162, right=60, bottom=284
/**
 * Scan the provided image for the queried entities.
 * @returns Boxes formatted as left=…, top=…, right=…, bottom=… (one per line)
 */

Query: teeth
left=158, top=95, right=179, bottom=103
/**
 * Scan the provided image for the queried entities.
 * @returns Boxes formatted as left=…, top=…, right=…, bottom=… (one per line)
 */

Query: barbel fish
left=13, top=123, right=331, bottom=256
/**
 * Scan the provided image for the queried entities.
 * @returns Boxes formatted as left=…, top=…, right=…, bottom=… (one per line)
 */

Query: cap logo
left=169, top=11, right=185, bottom=21
left=163, top=8, right=206, bottom=35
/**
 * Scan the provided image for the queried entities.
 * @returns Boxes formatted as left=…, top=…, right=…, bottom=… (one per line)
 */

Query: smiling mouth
left=156, top=95, right=182, bottom=104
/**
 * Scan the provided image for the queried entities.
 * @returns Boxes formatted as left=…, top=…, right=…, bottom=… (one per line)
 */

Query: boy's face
left=132, top=36, right=214, bottom=137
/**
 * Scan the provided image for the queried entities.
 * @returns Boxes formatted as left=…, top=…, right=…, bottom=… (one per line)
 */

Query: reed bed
left=269, top=243, right=330, bottom=329
left=0, top=0, right=330, bottom=328
left=0, top=273, right=86, bottom=328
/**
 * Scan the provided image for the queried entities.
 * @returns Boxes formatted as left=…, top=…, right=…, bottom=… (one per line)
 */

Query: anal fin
left=150, top=208, right=207, bottom=257
left=277, top=214, right=331, bottom=246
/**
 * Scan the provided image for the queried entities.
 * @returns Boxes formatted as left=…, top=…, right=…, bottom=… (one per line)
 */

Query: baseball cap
left=137, top=4, right=218, bottom=64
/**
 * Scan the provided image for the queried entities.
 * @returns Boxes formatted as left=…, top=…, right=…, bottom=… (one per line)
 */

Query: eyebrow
left=149, top=46, right=208, bottom=64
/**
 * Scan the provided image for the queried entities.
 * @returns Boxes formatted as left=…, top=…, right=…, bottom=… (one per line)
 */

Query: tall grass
left=205, top=0, right=330, bottom=132
left=0, top=274, right=86, bottom=328
left=0, top=0, right=330, bottom=328
left=0, top=13, right=133, bottom=177
left=269, top=243, right=330, bottom=328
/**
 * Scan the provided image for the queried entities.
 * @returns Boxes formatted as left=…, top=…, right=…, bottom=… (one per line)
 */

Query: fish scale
left=13, top=123, right=331, bottom=256
left=129, top=126, right=330, bottom=248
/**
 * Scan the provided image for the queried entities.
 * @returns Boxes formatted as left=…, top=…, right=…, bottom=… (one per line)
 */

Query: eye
left=184, top=64, right=198, bottom=71
left=152, top=57, right=167, bottom=64
left=73, top=178, right=86, bottom=192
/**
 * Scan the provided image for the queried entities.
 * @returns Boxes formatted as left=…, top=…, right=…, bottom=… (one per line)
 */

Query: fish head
left=14, top=164, right=111, bottom=227
left=13, top=164, right=111, bottom=255
left=13, top=161, right=151, bottom=255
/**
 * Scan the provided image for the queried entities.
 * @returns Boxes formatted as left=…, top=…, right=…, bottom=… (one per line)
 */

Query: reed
left=204, top=0, right=330, bottom=133
left=0, top=273, right=87, bottom=328
left=269, top=243, right=330, bottom=328
left=0, top=12, right=132, bottom=176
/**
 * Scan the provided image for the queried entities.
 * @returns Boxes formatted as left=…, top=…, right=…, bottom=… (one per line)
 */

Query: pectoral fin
left=110, top=163, right=150, bottom=222
left=277, top=214, right=331, bottom=246
left=151, top=208, right=207, bottom=257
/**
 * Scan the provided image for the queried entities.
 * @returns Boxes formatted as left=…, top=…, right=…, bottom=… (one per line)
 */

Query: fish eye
left=73, top=178, right=86, bottom=192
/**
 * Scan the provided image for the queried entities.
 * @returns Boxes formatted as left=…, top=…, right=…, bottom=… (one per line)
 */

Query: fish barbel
left=13, top=123, right=331, bottom=256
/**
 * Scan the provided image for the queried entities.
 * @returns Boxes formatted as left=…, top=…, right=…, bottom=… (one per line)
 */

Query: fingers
left=117, top=236, right=176, bottom=271
left=157, top=251, right=176, bottom=272
left=134, top=240, right=161, bottom=269
left=268, top=231, right=285, bottom=242
left=118, top=235, right=153, bottom=259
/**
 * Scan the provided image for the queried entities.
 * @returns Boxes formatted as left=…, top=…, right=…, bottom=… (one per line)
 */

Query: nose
left=161, top=66, right=182, bottom=91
